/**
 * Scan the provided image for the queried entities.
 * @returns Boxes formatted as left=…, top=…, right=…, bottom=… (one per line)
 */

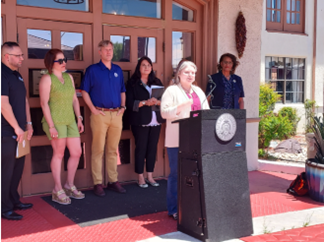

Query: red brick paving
left=1, top=196, right=177, bottom=242
left=1, top=171, right=323, bottom=242
left=241, top=224, right=324, bottom=242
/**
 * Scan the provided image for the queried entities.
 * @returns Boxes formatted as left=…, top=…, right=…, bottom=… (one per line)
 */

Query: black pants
left=131, top=125, right=161, bottom=174
left=1, top=136, right=25, bottom=213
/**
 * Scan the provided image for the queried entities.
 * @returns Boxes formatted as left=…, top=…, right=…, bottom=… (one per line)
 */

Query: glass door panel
left=172, top=31, right=192, bottom=71
left=138, top=37, right=156, bottom=62
left=103, top=25, right=164, bottom=182
left=17, top=18, right=93, bottom=196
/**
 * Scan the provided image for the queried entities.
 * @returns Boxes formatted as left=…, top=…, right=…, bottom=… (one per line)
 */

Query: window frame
left=266, top=0, right=305, bottom=33
left=265, top=56, right=305, bottom=104
left=172, top=0, right=195, bottom=22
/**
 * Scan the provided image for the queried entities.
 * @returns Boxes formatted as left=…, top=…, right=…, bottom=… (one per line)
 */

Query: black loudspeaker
left=177, top=109, right=253, bottom=242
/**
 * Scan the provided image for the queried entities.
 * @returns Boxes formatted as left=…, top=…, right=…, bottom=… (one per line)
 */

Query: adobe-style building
left=1, top=0, right=262, bottom=196
left=260, top=0, right=324, bottom=132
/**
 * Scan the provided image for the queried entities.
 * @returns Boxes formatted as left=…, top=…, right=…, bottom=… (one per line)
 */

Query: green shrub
left=258, top=148, right=277, bottom=160
left=259, top=113, right=294, bottom=149
left=258, top=84, right=295, bottom=150
left=278, top=107, right=300, bottom=136
left=259, top=84, right=281, bottom=116
left=304, top=99, right=317, bottom=133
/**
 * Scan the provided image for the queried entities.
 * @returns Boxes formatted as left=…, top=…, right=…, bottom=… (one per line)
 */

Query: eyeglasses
left=6, top=53, right=24, bottom=58
left=53, top=58, right=67, bottom=64
left=141, top=64, right=152, bottom=68
left=182, top=71, right=196, bottom=76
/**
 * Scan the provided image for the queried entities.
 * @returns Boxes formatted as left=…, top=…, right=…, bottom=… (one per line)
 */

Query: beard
left=10, top=60, right=22, bottom=69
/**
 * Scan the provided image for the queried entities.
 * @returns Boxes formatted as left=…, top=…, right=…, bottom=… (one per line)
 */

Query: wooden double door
left=103, top=25, right=165, bottom=182
left=18, top=18, right=166, bottom=196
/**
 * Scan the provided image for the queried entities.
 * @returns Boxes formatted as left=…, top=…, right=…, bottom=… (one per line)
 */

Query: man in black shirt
left=1, top=42, right=33, bottom=220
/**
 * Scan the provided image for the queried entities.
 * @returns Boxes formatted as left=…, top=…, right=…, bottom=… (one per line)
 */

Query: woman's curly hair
left=217, top=53, right=240, bottom=74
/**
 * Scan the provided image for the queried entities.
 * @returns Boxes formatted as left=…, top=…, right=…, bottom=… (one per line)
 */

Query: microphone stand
left=202, top=75, right=218, bottom=109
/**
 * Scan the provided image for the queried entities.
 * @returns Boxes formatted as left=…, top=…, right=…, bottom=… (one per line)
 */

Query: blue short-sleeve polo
left=80, top=60, right=126, bottom=108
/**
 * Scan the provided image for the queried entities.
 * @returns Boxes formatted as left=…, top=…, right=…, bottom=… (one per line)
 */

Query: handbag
left=286, top=172, right=309, bottom=196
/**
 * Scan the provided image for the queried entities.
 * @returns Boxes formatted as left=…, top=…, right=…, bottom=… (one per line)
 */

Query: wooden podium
left=176, top=109, right=253, bottom=242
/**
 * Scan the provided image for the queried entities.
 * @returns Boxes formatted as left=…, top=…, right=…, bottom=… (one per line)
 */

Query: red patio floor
left=1, top=171, right=323, bottom=242
left=241, top=223, right=324, bottom=242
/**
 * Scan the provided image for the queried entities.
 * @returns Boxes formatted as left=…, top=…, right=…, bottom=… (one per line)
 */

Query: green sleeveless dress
left=42, top=73, right=75, bottom=125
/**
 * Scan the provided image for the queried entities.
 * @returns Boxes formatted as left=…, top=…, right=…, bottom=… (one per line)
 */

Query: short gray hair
left=98, top=40, right=114, bottom=49
left=174, top=61, right=197, bottom=84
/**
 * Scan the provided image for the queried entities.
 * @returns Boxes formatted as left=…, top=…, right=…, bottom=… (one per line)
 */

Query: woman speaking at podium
left=161, top=61, right=209, bottom=220
left=206, top=53, right=244, bottom=109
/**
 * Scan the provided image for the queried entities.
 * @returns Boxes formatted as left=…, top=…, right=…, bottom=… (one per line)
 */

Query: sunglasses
left=53, top=58, right=67, bottom=64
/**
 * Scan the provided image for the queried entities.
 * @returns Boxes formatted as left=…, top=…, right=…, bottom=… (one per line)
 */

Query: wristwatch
left=142, top=101, right=146, bottom=106
left=120, top=106, right=126, bottom=110
left=78, top=116, right=83, bottom=121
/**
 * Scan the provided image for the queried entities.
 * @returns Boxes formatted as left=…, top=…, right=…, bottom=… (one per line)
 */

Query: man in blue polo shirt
left=81, top=40, right=126, bottom=197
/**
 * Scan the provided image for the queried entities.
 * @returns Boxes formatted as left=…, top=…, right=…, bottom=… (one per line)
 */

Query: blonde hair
left=98, top=40, right=114, bottom=49
left=174, top=61, right=197, bottom=84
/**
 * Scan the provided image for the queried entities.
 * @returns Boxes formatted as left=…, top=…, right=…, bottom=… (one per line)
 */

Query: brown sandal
left=52, top=190, right=71, bottom=205
left=64, top=186, right=85, bottom=199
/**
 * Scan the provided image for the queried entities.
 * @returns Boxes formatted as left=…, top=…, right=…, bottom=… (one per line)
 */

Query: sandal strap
left=53, top=190, right=70, bottom=203
left=70, top=186, right=77, bottom=192
left=65, top=186, right=83, bottom=196
left=70, top=186, right=82, bottom=195
left=56, top=189, right=65, bottom=196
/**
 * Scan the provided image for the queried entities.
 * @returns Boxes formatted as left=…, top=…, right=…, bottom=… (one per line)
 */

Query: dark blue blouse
left=206, top=72, right=244, bottom=109
left=222, top=74, right=234, bottom=109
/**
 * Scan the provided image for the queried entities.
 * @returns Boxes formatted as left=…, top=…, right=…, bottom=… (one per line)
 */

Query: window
left=265, top=56, right=305, bottom=103
left=110, top=35, right=130, bottom=62
left=27, top=29, right=52, bottom=59
left=266, top=0, right=304, bottom=33
left=172, top=1, right=194, bottom=21
left=61, top=32, right=83, bottom=61
left=172, top=31, right=192, bottom=70
left=138, top=37, right=156, bottom=62
left=17, top=0, right=89, bottom=12
left=102, top=0, right=161, bottom=19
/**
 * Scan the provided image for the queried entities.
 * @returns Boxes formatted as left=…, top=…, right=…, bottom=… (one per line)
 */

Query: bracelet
left=78, top=116, right=83, bottom=121
left=26, top=122, right=32, bottom=125
left=49, top=126, right=55, bottom=129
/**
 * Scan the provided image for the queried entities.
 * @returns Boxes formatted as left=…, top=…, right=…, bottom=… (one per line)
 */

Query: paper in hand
left=16, top=131, right=30, bottom=158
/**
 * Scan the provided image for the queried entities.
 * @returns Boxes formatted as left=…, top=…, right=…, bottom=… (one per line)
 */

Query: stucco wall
left=260, top=0, right=323, bottom=133
left=218, top=0, right=263, bottom=171
left=316, top=1, right=324, bottom=113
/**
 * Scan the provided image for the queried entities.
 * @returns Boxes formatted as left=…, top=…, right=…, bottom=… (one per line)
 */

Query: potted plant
left=304, top=99, right=317, bottom=159
left=305, top=116, right=324, bottom=203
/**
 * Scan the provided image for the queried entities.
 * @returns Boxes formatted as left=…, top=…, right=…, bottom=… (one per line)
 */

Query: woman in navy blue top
left=206, top=53, right=244, bottom=109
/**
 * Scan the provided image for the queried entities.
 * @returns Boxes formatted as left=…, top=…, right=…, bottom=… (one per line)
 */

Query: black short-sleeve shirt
left=1, top=62, right=26, bottom=137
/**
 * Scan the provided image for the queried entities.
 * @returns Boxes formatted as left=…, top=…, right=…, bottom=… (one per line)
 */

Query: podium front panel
left=177, top=109, right=253, bottom=242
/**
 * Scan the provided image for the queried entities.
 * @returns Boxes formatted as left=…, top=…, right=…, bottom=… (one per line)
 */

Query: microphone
left=202, top=75, right=216, bottom=105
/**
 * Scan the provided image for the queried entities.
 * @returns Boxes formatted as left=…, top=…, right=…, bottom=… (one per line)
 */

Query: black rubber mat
left=42, top=179, right=167, bottom=227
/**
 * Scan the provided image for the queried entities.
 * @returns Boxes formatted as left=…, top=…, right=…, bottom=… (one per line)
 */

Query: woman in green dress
left=39, top=49, right=85, bottom=205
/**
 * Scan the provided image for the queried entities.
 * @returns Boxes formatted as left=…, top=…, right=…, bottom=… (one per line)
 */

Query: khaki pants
left=90, top=111, right=123, bottom=185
